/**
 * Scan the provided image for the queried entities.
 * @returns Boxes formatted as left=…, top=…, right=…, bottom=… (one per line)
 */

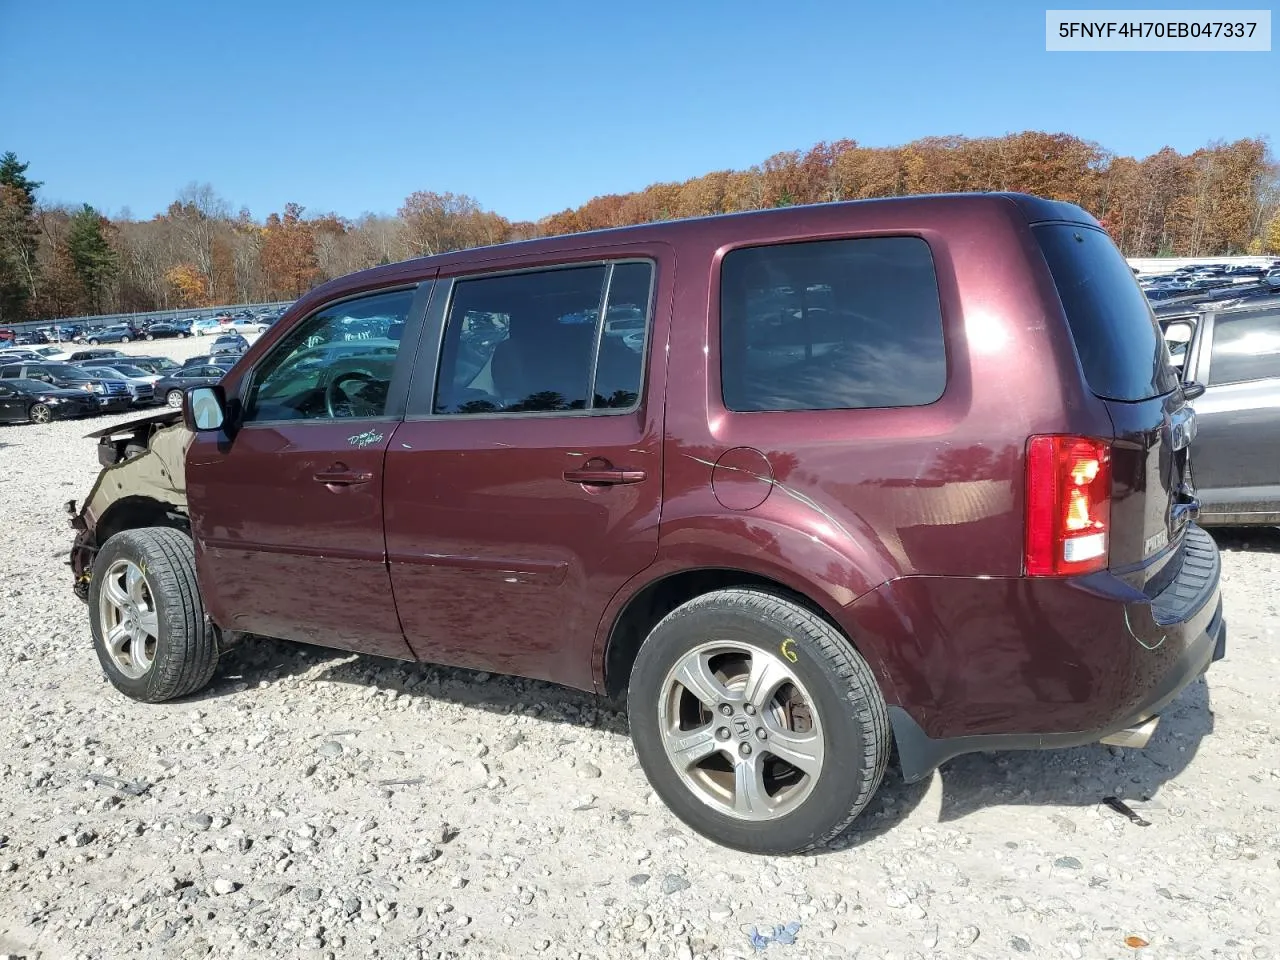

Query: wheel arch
left=94, top=495, right=190, bottom=549
left=597, top=564, right=893, bottom=703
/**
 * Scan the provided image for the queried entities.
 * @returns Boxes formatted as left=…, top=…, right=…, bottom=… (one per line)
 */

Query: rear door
left=1187, top=307, right=1280, bottom=522
left=187, top=283, right=432, bottom=657
left=1033, top=224, right=1190, bottom=584
left=383, top=252, right=669, bottom=689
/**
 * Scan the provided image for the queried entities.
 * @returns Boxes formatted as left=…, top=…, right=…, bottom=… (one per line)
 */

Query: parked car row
left=1, top=305, right=290, bottom=348
left=0, top=347, right=234, bottom=423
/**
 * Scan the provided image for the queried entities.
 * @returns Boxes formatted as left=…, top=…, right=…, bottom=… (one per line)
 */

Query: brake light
left=1025, top=435, right=1111, bottom=577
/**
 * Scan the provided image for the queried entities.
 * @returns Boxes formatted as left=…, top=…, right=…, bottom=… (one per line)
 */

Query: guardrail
left=1, top=301, right=294, bottom=336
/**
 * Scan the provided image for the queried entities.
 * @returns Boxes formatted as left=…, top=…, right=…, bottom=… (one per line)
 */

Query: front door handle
left=563, top=467, right=647, bottom=486
left=314, top=466, right=374, bottom=486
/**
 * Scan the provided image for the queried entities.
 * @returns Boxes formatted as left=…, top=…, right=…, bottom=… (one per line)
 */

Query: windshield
left=112, top=365, right=149, bottom=377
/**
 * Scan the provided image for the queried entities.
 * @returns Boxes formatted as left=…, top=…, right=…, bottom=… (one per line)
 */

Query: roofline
left=302, top=191, right=1096, bottom=301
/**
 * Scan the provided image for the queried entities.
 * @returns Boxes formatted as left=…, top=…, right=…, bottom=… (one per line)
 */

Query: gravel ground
left=1, top=335, right=1278, bottom=960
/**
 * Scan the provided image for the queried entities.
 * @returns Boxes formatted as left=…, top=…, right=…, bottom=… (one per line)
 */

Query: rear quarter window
left=1034, top=224, right=1179, bottom=402
left=720, top=236, right=946, bottom=411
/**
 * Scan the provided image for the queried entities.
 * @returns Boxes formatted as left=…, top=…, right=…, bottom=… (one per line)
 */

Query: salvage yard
left=1, top=337, right=1278, bottom=960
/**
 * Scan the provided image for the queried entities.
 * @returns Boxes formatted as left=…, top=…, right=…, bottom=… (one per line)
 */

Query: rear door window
left=719, top=236, right=946, bottom=411
left=1034, top=224, right=1179, bottom=402
left=1208, top=310, right=1280, bottom=385
left=431, top=261, right=651, bottom=415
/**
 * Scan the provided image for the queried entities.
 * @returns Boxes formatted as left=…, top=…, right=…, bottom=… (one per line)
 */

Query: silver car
left=1162, top=299, right=1280, bottom=525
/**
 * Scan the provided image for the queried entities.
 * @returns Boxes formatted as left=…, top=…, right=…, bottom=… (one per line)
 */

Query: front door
left=187, top=284, right=431, bottom=658
left=0, top=384, right=20, bottom=421
left=384, top=255, right=670, bottom=689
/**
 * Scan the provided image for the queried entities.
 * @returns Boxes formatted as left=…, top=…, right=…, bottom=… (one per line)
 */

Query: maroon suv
left=69, top=193, right=1224, bottom=854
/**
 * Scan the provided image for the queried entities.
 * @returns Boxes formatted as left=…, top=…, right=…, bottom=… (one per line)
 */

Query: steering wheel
left=325, top=370, right=381, bottom=418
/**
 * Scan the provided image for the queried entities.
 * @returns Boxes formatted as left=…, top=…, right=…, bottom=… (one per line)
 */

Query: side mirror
left=184, top=385, right=228, bottom=432
left=1181, top=380, right=1206, bottom=401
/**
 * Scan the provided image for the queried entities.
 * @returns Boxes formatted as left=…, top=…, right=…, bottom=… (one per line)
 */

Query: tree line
left=2, top=132, right=1278, bottom=323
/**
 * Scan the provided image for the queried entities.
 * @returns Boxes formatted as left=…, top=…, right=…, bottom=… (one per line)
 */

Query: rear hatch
left=1034, top=223, right=1191, bottom=594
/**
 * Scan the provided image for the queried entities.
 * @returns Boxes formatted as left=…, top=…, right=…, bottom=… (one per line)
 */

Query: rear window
left=1034, top=224, right=1179, bottom=402
left=720, top=237, right=946, bottom=411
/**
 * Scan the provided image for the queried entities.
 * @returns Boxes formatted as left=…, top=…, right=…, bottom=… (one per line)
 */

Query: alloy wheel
left=659, top=641, right=825, bottom=821
left=97, top=558, right=160, bottom=680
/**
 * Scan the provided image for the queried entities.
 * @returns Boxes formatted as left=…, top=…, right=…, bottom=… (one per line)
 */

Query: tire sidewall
left=629, top=597, right=880, bottom=854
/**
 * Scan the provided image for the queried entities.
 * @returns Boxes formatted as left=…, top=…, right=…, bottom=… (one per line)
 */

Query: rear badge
left=1144, top=529, right=1169, bottom=557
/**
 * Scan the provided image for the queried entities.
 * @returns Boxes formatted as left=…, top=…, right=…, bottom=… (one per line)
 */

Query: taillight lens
left=1025, top=435, right=1111, bottom=577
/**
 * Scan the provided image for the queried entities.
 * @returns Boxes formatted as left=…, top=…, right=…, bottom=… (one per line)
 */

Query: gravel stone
left=317, top=741, right=344, bottom=759
left=661, top=875, right=690, bottom=895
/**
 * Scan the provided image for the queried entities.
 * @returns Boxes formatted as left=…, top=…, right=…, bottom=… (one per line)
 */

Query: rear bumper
left=889, top=598, right=1224, bottom=781
left=844, top=525, right=1225, bottom=783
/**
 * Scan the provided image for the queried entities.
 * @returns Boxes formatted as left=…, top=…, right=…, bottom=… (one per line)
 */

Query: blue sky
left=1, top=0, right=1274, bottom=222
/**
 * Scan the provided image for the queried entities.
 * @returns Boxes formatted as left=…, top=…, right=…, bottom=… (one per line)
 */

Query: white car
left=228, top=317, right=269, bottom=334
left=190, top=318, right=224, bottom=336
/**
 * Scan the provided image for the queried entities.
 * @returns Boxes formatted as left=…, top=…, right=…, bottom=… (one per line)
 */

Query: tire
left=628, top=588, right=890, bottom=854
left=28, top=403, right=52, bottom=424
left=121, top=336, right=131, bottom=343
left=166, top=389, right=184, bottom=408
left=89, top=338, right=100, bottom=345
left=88, top=527, right=219, bottom=702
left=146, top=334, right=155, bottom=341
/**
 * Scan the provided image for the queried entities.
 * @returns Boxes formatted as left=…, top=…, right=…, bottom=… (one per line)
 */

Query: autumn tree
left=260, top=202, right=320, bottom=299
left=398, top=191, right=509, bottom=256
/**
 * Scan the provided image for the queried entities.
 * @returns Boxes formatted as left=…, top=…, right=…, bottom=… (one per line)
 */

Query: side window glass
left=431, top=262, right=653, bottom=416
left=434, top=266, right=606, bottom=414
left=244, top=289, right=414, bottom=423
left=1161, top=321, right=1195, bottom=371
left=593, top=262, right=652, bottom=409
left=720, top=237, right=946, bottom=411
left=1208, top=311, right=1280, bottom=386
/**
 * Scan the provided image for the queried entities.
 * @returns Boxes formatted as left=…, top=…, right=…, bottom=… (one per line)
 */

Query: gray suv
left=1162, top=300, right=1280, bottom=525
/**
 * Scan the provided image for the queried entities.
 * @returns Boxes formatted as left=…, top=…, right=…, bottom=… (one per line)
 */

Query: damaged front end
left=67, top=409, right=195, bottom=600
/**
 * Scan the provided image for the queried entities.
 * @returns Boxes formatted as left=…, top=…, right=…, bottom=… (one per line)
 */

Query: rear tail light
left=1024, top=435, right=1111, bottom=577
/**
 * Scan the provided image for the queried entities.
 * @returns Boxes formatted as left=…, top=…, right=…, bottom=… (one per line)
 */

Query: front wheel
left=121, top=336, right=131, bottom=343
left=28, top=403, right=52, bottom=424
left=88, top=527, right=219, bottom=702
left=166, top=389, right=184, bottom=408
left=628, top=588, right=890, bottom=854
left=145, top=334, right=155, bottom=341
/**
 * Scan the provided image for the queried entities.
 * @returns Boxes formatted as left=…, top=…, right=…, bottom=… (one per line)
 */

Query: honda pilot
left=68, top=193, right=1224, bottom=854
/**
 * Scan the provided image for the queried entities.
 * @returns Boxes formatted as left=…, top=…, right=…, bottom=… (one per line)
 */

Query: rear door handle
left=314, top=467, right=374, bottom=486
left=563, top=467, right=647, bottom=485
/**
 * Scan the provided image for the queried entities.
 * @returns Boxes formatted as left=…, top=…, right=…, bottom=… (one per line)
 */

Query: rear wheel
left=88, top=338, right=100, bottom=345
left=628, top=588, right=890, bottom=854
left=145, top=334, right=155, bottom=341
left=166, top=389, right=184, bottom=408
left=28, top=403, right=51, bottom=424
left=89, top=527, right=219, bottom=702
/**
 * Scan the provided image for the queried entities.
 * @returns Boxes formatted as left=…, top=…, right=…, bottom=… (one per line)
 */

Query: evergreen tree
left=0, top=151, right=42, bottom=321
left=66, top=204, right=117, bottom=314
